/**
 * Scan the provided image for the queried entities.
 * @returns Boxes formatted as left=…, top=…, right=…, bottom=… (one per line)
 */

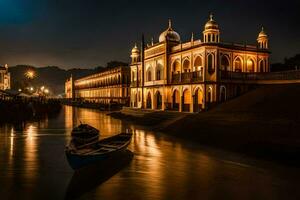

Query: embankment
left=162, top=84, right=300, bottom=165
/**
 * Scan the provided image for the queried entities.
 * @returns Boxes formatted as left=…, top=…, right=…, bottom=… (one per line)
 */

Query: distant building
left=65, top=75, right=74, bottom=99
left=65, top=66, right=130, bottom=105
left=129, top=14, right=270, bottom=112
left=0, top=64, right=10, bottom=90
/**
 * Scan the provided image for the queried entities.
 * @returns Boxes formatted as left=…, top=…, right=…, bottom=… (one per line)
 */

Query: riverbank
left=61, top=100, right=123, bottom=111
left=0, top=98, right=62, bottom=123
left=110, top=84, right=300, bottom=166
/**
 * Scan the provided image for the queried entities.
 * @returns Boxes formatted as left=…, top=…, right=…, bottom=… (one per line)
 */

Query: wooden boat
left=71, top=124, right=99, bottom=145
left=65, top=131, right=133, bottom=170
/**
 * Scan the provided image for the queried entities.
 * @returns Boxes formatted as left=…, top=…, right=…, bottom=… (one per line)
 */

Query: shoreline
left=109, top=84, right=300, bottom=167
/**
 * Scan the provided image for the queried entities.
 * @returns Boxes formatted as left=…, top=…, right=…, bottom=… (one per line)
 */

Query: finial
left=151, top=37, right=154, bottom=45
left=191, top=32, right=194, bottom=42
left=168, top=19, right=172, bottom=28
left=261, top=26, right=264, bottom=31
left=134, top=43, right=137, bottom=48
left=209, top=12, right=213, bottom=21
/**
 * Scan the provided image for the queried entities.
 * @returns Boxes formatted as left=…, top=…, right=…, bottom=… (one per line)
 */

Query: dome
left=258, top=27, right=268, bottom=38
left=159, top=20, right=181, bottom=43
left=131, top=43, right=140, bottom=54
left=204, top=13, right=219, bottom=30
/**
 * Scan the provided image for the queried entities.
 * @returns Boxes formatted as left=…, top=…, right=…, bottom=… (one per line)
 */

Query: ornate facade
left=65, top=66, right=130, bottom=105
left=130, top=14, right=270, bottom=112
left=0, top=64, right=10, bottom=90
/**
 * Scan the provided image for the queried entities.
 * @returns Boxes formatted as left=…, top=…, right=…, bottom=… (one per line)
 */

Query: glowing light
left=44, top=89, right=49, bottom=94
left=25, top=70, right=36, bottom=79
left=18, top=88, right=22, bottom=92
left=30, top=87, right=34, bottom=91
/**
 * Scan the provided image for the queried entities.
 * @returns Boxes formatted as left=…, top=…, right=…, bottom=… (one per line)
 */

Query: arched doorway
left=247, top=59, right=255, bottom=72
left=146, top=92, right=152, bottom=109
left=194, top=56, right=202, bottom=71
left=221, top=55, right=230, bottom=71
left=133, top=92, right=137, bottom=107
left=234, top=57, right=242, bottom=72
left=193, top=88, right=203, bottom=112
left=172, top=90, right=180, bottom=111
left=172, top=60, right=180, bottom=74
left=183, top=59, right=191, bottom=73
left=259, top=60, right=264, bottom=72
left=155, top=91, right=162, bottom=109
left=182, top=89, right=191, bottom=112
left=220, top=86, right=226, bottom=102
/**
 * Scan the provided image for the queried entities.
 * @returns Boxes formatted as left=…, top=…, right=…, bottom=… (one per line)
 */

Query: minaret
left=203, top=13, right=220, bottom=43
left=130, top=43, right=140, bottom=64
left=257, top=27, right=269, bottom=49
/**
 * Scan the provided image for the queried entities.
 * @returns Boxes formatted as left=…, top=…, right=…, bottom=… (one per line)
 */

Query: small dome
left=258, top=27, right=268, bottom=38
left=131, top=44, right=140, bottom=54
left=159, top=20, right=181, bottom=43
left=204, top=13, right=219, bottom=30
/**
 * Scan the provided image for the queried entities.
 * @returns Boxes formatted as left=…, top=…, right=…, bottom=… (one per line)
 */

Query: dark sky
left=0, top=0, right=299, bottom=69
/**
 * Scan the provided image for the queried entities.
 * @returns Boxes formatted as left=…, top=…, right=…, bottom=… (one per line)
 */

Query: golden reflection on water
left=64, top=106, right=123, bottom=137
left=24, top=124, right=38, bottom=180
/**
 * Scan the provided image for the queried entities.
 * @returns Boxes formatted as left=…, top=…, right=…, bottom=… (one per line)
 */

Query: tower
left=130, top=43, right=140, bottom=64
left=257, top=27, right=268, bottom=49
left=203, top=13, right=220, bottom=43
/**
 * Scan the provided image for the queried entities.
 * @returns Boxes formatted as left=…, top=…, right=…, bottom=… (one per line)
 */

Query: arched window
left=194, top=56, right=202, bottom=71
left=183, top=59, right=190, bottom=73
left=220, top=55, right=230, bottom=71
left=156, top=63, right=163, bottom=80
left=172, top=60, right=180, bottom=73
left=147, top=69, right=152, bottom=81
left=247, top=59, right=255, bottom=72
left=207, top=54, right=214, bottom=73
left=234, top=57, right=242, bottom=72
left=259, top=60, right=264, bottom=72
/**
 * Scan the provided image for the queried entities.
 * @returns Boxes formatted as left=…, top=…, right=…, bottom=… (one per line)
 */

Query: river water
left=0, top=106, right=299, bottom=200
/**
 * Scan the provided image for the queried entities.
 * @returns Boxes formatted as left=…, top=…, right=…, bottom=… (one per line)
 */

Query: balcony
left=172, top=71, right=203, bottom=84
left=220, top=70, right=300, bottom=81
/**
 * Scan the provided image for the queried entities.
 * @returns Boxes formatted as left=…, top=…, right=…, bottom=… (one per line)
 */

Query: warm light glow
left=44, top=89, right=49, bottom=94
left=30, top=87, right=34, bottom=91
left=25, top=70, right=36, bottom=79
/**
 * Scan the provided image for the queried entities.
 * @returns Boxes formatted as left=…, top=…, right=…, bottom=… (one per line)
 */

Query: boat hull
left=66, top=147, right=128, bottom=170
left=65, top=132, right=132, bottom=170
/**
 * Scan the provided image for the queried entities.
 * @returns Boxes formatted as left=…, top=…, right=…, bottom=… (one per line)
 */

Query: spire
left=151, top=37, right=154, bottom=46
left=168, top=19, right=172, bottom=28
left=261, top=26, right=264, bottom=32
left=134, top=43, right=137, bottom=48
left=209, top=12, right=213, bottom=21
left=191, top=32, right=194, bottom=42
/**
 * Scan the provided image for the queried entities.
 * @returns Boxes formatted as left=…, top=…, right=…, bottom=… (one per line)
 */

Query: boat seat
left=100, top=144, right=119, bottom=148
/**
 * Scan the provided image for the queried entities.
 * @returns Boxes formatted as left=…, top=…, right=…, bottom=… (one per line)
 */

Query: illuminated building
left=65, top=66, right=130, bottom=105
left=0, top=64, right=10, bottom=90
left=130, top=14, right=270, bottom=112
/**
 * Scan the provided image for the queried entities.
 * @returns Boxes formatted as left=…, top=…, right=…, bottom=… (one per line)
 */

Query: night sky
left=0, top=0, right=299, bottom=69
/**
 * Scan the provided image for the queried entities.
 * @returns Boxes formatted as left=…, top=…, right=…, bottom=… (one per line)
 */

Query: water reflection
left=65, top=150, right=133, bottom=200
left=0, top=106, right=299, bottom=200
